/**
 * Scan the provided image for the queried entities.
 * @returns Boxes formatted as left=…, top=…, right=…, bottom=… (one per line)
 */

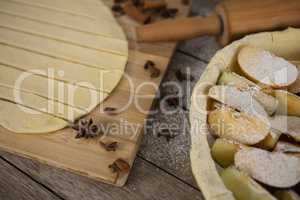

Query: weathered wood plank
left=138, top=52, right=208, bottom=187
left=0, top=157, right=60, bottom=200
left=177, top=36, right=220, bottom=63
left=0, top=150, right=203, bottom=200
left=177, top=0, right=221, bottom=62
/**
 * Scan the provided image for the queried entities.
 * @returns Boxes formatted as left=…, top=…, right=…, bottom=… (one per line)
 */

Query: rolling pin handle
left=136, top=14, right=221, bottom=43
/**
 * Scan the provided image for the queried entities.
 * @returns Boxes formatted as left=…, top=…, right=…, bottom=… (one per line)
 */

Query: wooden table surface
left=0, top=0, right=221, bottom=199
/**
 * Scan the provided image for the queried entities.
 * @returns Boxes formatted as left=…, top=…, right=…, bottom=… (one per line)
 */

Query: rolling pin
left=136, top=0, right=300, bottom=45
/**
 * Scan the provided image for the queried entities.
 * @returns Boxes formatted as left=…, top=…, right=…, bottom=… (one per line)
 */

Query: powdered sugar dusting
left=240, top=47, right=298, bottom=87
left=235, top=148, right=300, bottom=188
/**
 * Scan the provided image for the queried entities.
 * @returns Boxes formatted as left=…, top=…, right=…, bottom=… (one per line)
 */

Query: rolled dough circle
left=0, top=0, right=128, bottom=133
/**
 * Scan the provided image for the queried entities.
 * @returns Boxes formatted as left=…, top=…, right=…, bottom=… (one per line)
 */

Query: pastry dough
left=0, top=100, right=67, bottom=133
left=0, top=28, right=127, bottom=70
left=0, top=65, right=108, bottom=110
left=0, top=0, right=128, bottom=133
left=0, top=0, right=125, bottom=39
left=0, top=84, right=84, bottom=121
left=0, top=44, right=122, bottom=92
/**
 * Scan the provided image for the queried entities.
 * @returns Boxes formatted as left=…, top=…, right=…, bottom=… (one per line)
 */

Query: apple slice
left=211, top=138, right=245, bottom=168
left=238, top=46, right=298, bottom=88
left=269, top=115, right=300, bottom=142
left=275, top=90, right=300, bottom=117
left=274, top=141, right=300, bottom=154
left=255, top=129, right=281, bottom=150
left=218, top=70, right=256, bottom=88
left=235, top=148, right=300, bottom=188
left=274, top=190, right=300, bottom=200
left=288, top=61, right=300, bottom=94
left=218, top=71, right=278, bottom=115
left=208, top=107, right=269, bottom=145
left=221, top=166, right=276, bottom=200
left=208, top=85, right=268, bottom=120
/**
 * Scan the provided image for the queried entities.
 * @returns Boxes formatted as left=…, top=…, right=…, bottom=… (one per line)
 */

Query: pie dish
left=189, top=28, right=300, bottom=200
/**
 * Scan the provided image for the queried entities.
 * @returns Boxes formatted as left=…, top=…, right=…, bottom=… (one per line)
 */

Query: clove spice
left=144, top=60, right=160, bottom=78
left=123, top=2, right=151, bottom=24
left=144, top=60, right=155, bottom=69
left=100, top=141, right=118, bottom=151
left=111, top=4, right=125, bottom=16
left=111, top=0, right=180, bottom=24
left=181, top=0, right=190, bottom=5
left=104, top=107, right=118, bottom=115
left=109, top=158, right=130, bottom=174
left=132, top=0, right=143, bottom=7
left=114, top=0, right=127, bottom=3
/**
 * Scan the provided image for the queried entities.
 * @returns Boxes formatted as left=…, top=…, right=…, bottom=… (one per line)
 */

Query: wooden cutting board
left=0, top=0, right=190, bottom=186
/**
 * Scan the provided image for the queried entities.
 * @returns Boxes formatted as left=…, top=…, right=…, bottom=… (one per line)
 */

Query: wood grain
left=0, top=157, right=60, bottom=200
left=216, top=0, right=300, bottom=45
left=139, top=52, right=208, bottom=187
left=0, top=150, right=204, bottom=200
left=0, top=0, right=190, bottom=187
left=136, top=15, right=220, bottom=43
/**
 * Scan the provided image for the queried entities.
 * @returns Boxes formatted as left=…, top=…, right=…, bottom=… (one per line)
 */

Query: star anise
left=100, top=141, right=118, bottom=152
left=71, top=118, right=102, bottom=139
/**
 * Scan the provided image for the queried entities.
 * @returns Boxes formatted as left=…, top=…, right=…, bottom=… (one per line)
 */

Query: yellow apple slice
left=211, top=138, right=245, bottom=168
left=235, top=148, right=300, bottom=188
left=208, top=107, right=269, bottom=145
left=255, top=129, right=281, bottom=150
left=274, top=141, right=300, bottom=154
left=218, top=71, right=278, bottom=115
left=275, top=90, right=300, bottom=117
left=238, top=46, right=298, bottom=88
left=288, top=61, right=300, bottom=94
left=221, top=166, right=276, bottom=200
left=274, top=190, right=300, bottom=200
left=208, top=85, right=268, bottom=120
left=269, top=115, right=300, bottom=142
